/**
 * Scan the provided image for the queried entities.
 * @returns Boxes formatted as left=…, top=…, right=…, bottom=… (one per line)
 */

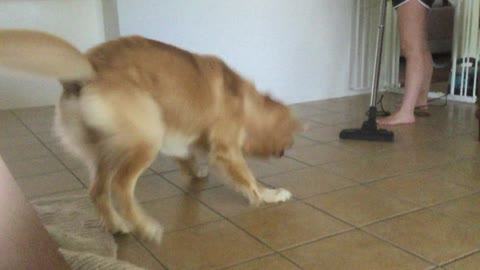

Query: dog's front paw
left=100, top=212, right=133, bottom=235
left=261, top=188, right=292, bottom=203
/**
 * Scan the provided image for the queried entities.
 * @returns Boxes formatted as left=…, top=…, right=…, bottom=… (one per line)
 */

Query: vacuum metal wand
left=370, top=0, right=387, bottom=107
left=339, top=0, right=394, bottom=142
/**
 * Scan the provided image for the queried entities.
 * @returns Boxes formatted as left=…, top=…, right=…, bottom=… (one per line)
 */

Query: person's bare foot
left=395, top=102, right=428, bottom=110
left=377, top=111, right=415, bottom=126
left=414, top=105, right=430, bottom=117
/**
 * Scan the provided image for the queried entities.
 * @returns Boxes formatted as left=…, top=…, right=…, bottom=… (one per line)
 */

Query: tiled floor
left=1, top=93, right=479, bottom=270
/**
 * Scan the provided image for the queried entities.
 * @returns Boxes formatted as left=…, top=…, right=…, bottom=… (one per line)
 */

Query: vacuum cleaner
left=339, top=0, right=394, bottom=142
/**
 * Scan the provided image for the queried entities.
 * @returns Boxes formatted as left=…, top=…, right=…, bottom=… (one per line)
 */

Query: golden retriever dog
left=0, top=29, right=301, bottom=242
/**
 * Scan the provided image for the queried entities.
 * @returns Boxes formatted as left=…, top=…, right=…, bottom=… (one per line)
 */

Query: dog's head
left=243, top=91, right=302, bottom=158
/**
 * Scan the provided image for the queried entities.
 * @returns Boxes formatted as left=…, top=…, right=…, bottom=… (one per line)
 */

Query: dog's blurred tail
left=0, top=29, right=95, bottom=81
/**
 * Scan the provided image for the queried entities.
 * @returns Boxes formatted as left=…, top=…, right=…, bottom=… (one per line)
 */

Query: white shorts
left=393, top=0, right=434, bottom=9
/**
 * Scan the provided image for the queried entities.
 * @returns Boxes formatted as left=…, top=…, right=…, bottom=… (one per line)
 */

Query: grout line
left=281, top=155, right=314, bottom=168
left=9, top=110, right=88, bottom=189
left=145, top=148, right=480, bottom=268
left=439, top=249, right=480, bottom=268
left=8, top=101, right=479, bottom=269
left=13, top=167, right=70, bottom=181
left=148, top=172, right=299, bottom=268
left=215, top=253, right=298, bottom=270
left=25, top=186, right=86, bottom=201
left=304, top=199, right=438, bottom=267
left=127, top=233, right=171, bottom=270
left=359, top=228, right=439, bottom=267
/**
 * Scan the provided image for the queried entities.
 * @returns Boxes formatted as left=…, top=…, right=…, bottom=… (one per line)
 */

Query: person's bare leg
left=378, top=0, right=431, bottom=125
left=417, top=48, right=433, bottom=109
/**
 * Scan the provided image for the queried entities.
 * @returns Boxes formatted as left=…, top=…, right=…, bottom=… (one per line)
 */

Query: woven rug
left=31, top=190, right=146, bottom=270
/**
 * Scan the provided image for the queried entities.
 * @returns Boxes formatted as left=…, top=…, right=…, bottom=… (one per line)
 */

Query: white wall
left=117, top=0, right=356, bottom=104
left=0, top=0, right=105, bottom=109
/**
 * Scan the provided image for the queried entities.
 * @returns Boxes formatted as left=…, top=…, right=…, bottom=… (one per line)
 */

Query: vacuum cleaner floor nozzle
left=339, top=126, right=394, bottom=142
left=339, top=106, right=394, bottom=142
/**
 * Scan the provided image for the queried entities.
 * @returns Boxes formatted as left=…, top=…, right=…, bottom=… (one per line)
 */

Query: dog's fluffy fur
left=0, top=29, right=301, bottom=242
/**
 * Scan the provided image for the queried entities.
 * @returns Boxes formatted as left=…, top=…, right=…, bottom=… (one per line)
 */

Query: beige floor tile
left=71, top=167, right=155, bottom=187
left=290, top=135, right=317, bottom=148
left=0, top=124, right=31, bottom=138
left=45, top=143, right=87, bottom=170
left=427, top=111, right=478, bottom=137
left=320, top=152, right=406, bottom=183
left=286, top=144, right=358, bottom=166
left=440, top=159, right=480, bottom=189
left=7, top=156, right=65, bottom=178
left=1, top=114, right=26, bottom=128
left=193, top=186, right=273, bottom=217
left=0, top=134, right=40, bottom=149
left=443, top=252, right=480, bottom=270
left=327, top=139, right=397, bottom=156
left=23, top=119, right=54, bottom=133
left=142, top=195, right=222, bottom=232
left=299, top=125, right=344, bottom=143
left=247, top=157, right=308, bottom=178
left=283, top=230, right=433, bottom=270
left=296, top=118, right=326, bottom=130
left=144, top=220, right=272, bottom=270
left=368, top=169, right=474, bottom=207
left=45, top=141, right=86, bottom=170
left=12, top=107, right=55, bottom=132
left=425, top=134, right=480, bottom=160
left=161, top=170, right=223, bottom=193
left=231, top=201, right=352, bottom=250
left=289, top=103, right=327, bottom=118
left=55, top=153, right=86, bottom=170
left=312, top=100, right=364, bottom=114
left=261, top=166, right=357, bottom=199
left=365, top=209, right=480, bottom=265
left=35, top=130, right=60, bottom=144
left=4, top=96, right=478, bottom=269
left=224, top=255, right=300, bottom=270
left=387, top=124, right=449, bottom=147
left=439, top=119, right=477, bottom=136
left=0, top=109, right=16, bottom=119
left=430, top=193, right=480, bottom=227
left=44, top=141, right=67, bottom=156
left=400, top=148, right=456, bottom=169
left=0, top=143, right=53, bottom=163
left=16, top=170, right=84, bottom=199
left=321, top=148, right=453, bottom=184
left=306, top=111, right=364, bottom=127
left=116, top=235, right=166, bottom=270
left=150, top=155, right=179, bottom=173
left=12, top=106, right=55, bottom=122
left=305, top=185, right=419, bottom=227
left=135, top=174, right=184, bottom=203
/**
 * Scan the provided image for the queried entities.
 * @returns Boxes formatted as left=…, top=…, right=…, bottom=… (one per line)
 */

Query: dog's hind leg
left=112, top=143, right=163, bottom=243
left=89, top=157, right=131, bottom=234
left=176, top=155, right=209, bottom=179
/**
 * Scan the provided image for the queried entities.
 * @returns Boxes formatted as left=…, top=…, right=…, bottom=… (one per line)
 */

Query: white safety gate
left=350, top=0, right=479, bottom=103
left=449, top=0, right=479, bottom=102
